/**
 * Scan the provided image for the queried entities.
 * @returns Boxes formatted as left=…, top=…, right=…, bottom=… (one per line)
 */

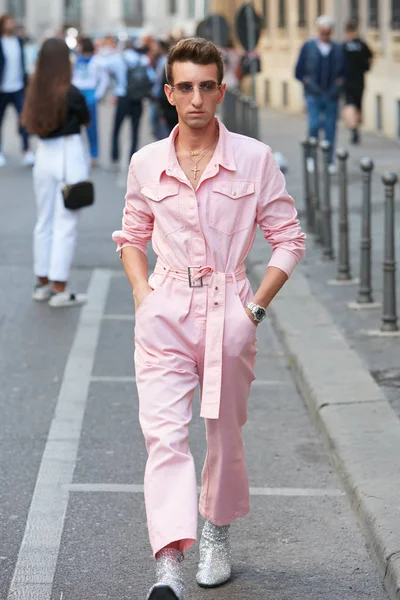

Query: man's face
left=345, top=30, right=357, bottom=41
left=318, top=27, right=332, bottom=43
left=165, top=61, right=226, bottom=130
left=4, top=17, right=16, bottom=35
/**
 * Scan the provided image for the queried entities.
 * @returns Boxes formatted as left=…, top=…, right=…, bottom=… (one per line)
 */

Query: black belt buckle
left=188, top=266, right=203, bottom=288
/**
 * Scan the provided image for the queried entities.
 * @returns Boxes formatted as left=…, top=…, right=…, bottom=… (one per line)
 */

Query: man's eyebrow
left=175, top=80, right=218, bottom=85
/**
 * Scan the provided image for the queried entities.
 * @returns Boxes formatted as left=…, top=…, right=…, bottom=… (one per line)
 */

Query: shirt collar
left=164, top=117, right=236, bottom=180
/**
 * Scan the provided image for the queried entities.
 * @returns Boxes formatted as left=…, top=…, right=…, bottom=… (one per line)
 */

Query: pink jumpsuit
left=112, top=119, right=306, bottom=557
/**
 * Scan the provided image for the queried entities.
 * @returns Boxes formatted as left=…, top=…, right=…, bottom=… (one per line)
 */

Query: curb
left=250, top=263, right=400, bottom=600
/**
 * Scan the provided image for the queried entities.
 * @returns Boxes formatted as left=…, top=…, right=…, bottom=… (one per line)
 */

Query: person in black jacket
left=0, top=14, right=34, bottom=167
left=342, top=20, right=373, bottom=144
left=21, top=38, right=90, bottom=307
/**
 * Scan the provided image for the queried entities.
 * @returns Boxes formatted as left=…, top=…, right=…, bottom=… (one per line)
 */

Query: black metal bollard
left=357, top=158, right=374, bottom=303
left=223, top=90, right=231, bottom=130
left=320, top=140, right=334, bottom=259
left=240, top=96, right=247, bottom=135
left=249, top=99, right=259, bottom=139
left=336, top=148, right=351, bottom=279
left=309, top=137, right=323, bottom=244
left=234, top=91, right=241, bottom=134
left=381, top=172, right=398, bottom=332
left=301, top=140, right=314, bottom=233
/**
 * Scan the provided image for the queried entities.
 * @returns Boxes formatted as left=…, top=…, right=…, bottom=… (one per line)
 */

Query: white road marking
left=7, top=270, right=111, bottom=600
left=66, top=483, right=344, bottom=497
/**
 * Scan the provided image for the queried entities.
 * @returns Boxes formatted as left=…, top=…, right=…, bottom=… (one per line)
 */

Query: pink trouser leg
left=199, top=291, right=257, bottom=524
left=135, top=308, right=199, bottom=557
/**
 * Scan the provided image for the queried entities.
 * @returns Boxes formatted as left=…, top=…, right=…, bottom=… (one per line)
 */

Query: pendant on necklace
left=191, top=166, right=200, bottom=180
left=190, top=150, right=202, bottom=156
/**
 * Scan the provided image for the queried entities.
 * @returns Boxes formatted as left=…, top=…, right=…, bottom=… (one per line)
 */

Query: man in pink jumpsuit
left=113, top=38, right=306, bottom=600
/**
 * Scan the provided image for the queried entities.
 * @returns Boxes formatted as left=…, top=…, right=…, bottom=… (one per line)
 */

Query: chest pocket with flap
left=208, top=180, right=256, bottom=235
left=140, top=182, right=183, bottom=235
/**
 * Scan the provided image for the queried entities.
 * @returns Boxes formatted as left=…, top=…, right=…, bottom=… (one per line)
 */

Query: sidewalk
left=249, top=107, right=400, bottom=599
left=257, top=107, right=400, bottom=415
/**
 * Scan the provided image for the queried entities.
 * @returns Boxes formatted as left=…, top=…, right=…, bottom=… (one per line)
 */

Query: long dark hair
left=21, top=38, right=71, bottom=137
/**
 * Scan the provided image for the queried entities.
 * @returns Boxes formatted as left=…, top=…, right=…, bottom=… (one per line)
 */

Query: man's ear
left=217, top=83, right=227, bottom=105
left=164, top=84, right=175, bottom=106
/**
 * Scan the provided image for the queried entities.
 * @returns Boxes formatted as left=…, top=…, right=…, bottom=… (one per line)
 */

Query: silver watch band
left=246, top=302, right=267, bottom=322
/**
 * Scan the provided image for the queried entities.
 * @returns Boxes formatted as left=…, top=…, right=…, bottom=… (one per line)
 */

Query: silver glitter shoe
left=196, top=520, right=232, bottom=588
left=146, top=548, right=186, bottom=600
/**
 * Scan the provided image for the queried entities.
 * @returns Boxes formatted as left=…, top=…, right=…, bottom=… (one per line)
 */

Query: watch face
left=254, top=307, right=266, bottom=321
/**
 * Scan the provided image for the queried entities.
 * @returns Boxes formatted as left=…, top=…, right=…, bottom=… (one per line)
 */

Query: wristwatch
left=246, top=302, right=267, bottom=323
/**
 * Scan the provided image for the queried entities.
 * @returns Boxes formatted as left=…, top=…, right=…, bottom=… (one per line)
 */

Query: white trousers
left=33, top=134, right=89, bottom=282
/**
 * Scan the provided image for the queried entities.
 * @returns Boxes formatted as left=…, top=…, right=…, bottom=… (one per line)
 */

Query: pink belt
left=154, top=259, right=247, bottom=419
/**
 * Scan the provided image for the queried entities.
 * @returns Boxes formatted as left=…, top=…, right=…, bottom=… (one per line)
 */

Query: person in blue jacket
left=0, top=14, right=35, bottom=167
left=72, top=37, right=109, bottom=166
left=295, top=15, right=346, bottom=174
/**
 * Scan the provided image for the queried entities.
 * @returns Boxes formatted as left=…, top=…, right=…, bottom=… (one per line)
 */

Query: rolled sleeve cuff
left=112, top=230, right=148, bottom=257
left=267, top=247, right=305, bottom=278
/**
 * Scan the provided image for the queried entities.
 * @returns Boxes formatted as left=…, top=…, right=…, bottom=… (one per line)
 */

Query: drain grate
left=371, top=369, right=400, bottom=388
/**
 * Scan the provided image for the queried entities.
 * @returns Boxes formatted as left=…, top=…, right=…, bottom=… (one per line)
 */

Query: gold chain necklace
left=180, top=143, right=217, bottom=181
left=178, top=137, right=218, bottom=157
left=178, top=136, right=219, bottom=181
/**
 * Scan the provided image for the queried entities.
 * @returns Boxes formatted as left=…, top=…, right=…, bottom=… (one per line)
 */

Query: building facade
left=210, top=0, right=400, bottom=140
left=0, top=0, right=143, bottom=38
left=0, top=0, right=209, bottom=39
left=143, top=0, right=209, bottom=38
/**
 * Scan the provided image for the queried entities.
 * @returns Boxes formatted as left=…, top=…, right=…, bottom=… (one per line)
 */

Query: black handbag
left=62, top=138, right=95, bottom=210
left=62, top=180, right=94, bottom=210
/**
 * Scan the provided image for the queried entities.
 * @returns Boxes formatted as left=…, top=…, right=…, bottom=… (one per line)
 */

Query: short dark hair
left=166, top=37, right=224, bottom=85
left=79, top=37, right=94, bottom=54
left=0, top=14, right=13, bottom=36
left=345, top=20, right=358, bottom=33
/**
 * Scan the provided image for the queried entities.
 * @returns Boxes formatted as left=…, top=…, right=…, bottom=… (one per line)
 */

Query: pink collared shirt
left=113, top=118, right=305, bottom=276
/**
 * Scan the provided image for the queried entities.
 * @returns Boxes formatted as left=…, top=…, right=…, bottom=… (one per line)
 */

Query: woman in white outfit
left=22, top=38, right=90, bottom=307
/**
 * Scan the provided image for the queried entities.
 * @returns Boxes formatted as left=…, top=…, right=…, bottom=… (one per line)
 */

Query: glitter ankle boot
left=146, top=548, right=186, bottom=600
left=196, top=520, right=231, bottom=588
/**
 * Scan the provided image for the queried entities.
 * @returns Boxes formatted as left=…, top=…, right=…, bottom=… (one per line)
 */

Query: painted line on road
left=90, top=376, right=289, bottom=387
left=66, top=483, right=344, bottom=497
left=7, top=269, right=111, bottom=600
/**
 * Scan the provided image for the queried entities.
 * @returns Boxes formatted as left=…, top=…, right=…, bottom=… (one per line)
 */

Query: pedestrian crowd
left=0, top=16, right=190, bottom=307
left=0, top=10, right=373, bottom=308
left=295, top=14, right=373, bottom=174
left=0, top=17, right=184, bottom=170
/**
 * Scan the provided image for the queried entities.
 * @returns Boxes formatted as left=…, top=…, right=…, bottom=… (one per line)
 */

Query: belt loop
left=160, top=266, right=171, bottom=286
left=232, top=272, right=239, bottom=295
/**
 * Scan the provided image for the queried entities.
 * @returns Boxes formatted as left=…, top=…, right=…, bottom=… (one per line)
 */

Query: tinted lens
left=199, top=82, right=219, bottom=93
left=175, top=83, right=194, bottom=94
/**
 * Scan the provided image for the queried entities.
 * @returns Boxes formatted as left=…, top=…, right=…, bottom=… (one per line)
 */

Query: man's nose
left=191, top=88, right=203, bottom=107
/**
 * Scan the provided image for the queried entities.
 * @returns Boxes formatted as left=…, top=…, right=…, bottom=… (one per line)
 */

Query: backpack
left=126, top=58, right=153, bottom=101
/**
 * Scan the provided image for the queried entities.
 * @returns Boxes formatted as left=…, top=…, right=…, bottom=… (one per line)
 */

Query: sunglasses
left=169, top=81, right=221, bottom=96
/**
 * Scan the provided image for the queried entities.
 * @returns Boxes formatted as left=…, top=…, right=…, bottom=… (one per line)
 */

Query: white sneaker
left=48, top=290, right=87, bottom=308
left=328, top=163, right=337, bottom=175
left=306, top=157, right=315, bottom=173
left=32, top=283, right=52, bottom=302
left=0, top=153, right=6, bottom=167
left=23, top=151, right=35, bottom=167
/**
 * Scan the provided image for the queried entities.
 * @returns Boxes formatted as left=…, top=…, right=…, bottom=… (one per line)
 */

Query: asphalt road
left=0, top=101, right=389, bottom=599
